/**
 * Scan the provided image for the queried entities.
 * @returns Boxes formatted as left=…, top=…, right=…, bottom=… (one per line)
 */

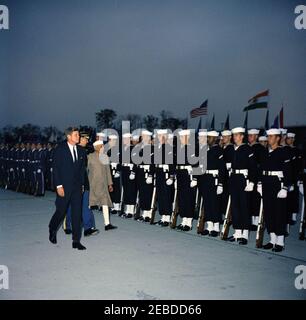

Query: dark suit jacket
left=53, top=141, right=86, bottom=195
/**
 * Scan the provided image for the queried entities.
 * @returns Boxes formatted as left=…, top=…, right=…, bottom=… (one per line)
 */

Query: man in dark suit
left=48, top=127, right=87, bottom=250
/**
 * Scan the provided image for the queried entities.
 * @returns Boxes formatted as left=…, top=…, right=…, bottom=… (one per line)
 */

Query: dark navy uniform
left=46, top=144, right=55, bottom=191
left=227, top=143, right=257, bottom=240
left=155, top=142, right=175, bottom=225
left=259, top=146, right=292, bottom=249
left=199, top=143, right=226, bottom=235
left=35, top=146, right=46, bottom=196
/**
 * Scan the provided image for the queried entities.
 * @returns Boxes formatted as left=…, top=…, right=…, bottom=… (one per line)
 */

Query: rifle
left=150, top=180, right=157, bottom=224
left=299, top=188, right=305, bottom=240
left=220, top=196, right=231, bottom=240
left=255, top=198, right=265, bottom=248
left=193, top=188, right=200, bottom=219
left=170, top=179, right=179, bottom=229
left=197, top=196, right=205, bottom=234
left=119, top=184, right=125, bottom=216
left=134, top=190, right=141, bottom=220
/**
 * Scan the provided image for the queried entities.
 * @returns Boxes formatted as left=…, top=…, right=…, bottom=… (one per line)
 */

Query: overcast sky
left=0, top=0, right=305, bottom=130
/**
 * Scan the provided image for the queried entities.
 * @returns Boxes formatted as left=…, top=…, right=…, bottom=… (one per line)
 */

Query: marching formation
left=1, top=126, right=305, bottom=252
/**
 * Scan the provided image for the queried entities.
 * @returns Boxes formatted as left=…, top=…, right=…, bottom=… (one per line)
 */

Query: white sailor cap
left=178, top=129, right=191, bottom=136
left=266, top=128, right=281, bottom=135
left=248, top=129, right=260, bottom=135
left=96, top=132, right=106, bottom=137
left=156, top=129, right=168, bottom=135
left=122, top=133, right=132, bottom=138
left=141, top=130, right=152, bottom=136
left=108, top=134, right=118, bottom=140
left=132, top=135, right=139, bottom=141
left=232, top=127, right=245, bottom=134
left=258, top=136, right=268, bottom=142
left=221, top=130, right=232, bottom=137
left=280, top=128, right=287, bottom=135
left=198, top=131, right=207, bottom=137
left=207, top=130, right=219, bottom=137
left=93, top=140, right=103, bottom=147
left=287, top=132, right=295, bottom=138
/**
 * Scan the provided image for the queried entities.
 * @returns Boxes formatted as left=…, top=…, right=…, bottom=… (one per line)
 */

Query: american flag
left=190, top=99, right=208, bottom=118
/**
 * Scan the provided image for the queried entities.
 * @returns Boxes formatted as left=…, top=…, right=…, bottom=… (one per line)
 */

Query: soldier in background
left=136, top=130, right=155, bottom=222
left=226, top=127, right=256, bottom=245
left=18, top=142, right=27, bottom=193
left=248, top=129, right=266, bottom=231
left=176, top=129, right=197, bottom=232
left=35, top=142, right=46, bottom=196
left=155, top=130, right=175, bottom=227
left=258, top=128, right=292, bottom=252
left=198, top=131, right=226, bottom=237
left=258, top=136, right=268, bottom=148
left=0, top=142, right=6, bottom=188
left=107, top=134, right=122, bottom=215
left=121, top=133, right=138, bottom=218
left=45, top=142, right=55, bottom=191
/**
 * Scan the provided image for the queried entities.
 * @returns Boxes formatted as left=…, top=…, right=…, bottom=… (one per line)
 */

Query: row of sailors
left=97, top=127, right=305, bottom=252
left=0, top=141, right=56, bottom=195
left=1, top=127, right=305, bottom=252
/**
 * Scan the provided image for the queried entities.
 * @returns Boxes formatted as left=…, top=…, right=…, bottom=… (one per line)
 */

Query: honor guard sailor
left=226, top=127, right=257, bottom=245
left=258, top=128, right=292, bottom=252
left=198, top=131, right=226, bottom=236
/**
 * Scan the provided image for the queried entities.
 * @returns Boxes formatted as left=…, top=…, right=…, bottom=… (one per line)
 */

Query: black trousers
left=250, top=186, right=261, bottom=218
left=262, top=176, right=287, bottom=236
left=121, top=166, right=137, bottom=205
left=177, top=169, right=196, bottom=218
left=110, top=176, right=121, bottom=203
left=229, top=174, right=251, bottom=230
left=49, top=186, right=83, bottom=242
left=138, top=169, right=154, bottom=210
left=156, top=168, right=174, bottom=216
left=199, top=174, right=222, bottom=223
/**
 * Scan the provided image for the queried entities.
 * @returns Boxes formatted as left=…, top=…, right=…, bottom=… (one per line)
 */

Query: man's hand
left=109, top=185, right=113, bottom=192
left=57, top=186, right=65, bottom=197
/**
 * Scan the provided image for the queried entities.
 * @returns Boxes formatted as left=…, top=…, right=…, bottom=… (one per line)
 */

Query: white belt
left=231, top=169, right=248, bottom=175
left=205, top=170, right=219, bottom=175
left=177, top=165, right=192, bottom=171
left=262, top=171, right=284, bottom=178
left=110, top=163, right=118, bottom=169
left=139, top=164, right=150, bottom=170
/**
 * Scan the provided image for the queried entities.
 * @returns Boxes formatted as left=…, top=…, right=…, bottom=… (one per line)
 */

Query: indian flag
left=243, top=89, right=269, bottom=112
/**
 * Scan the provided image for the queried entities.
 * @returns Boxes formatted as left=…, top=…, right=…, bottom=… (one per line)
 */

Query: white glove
left=114, top=172, right=120, bottom=178
left=288, top=185, right=294, bottom=192
left=129, top=172, right=135, bottom=180
left=257, top=183, right=262, bottom=196
left=244, top=182, right=254, bottom=192
left=190, top=179, right=197, bottom=188
left=216, top=185, right=223, bottom=195
left=277, top=188, right=287, bottom=199
left=226, top=163, right=231, bottom=170
left=298, top=181, right=304, bottom=195
left=146, top=176, right=153, bottom=184
left=166, top=178, right=173, bottom=186
left=37, top=169, right=41, bottom=173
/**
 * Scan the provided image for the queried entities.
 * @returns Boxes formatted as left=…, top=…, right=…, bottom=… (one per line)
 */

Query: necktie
left=73, top=146, right=77, bottom=163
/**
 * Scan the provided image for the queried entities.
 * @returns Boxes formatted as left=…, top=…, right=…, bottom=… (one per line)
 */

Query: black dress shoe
left=72, top=242, right=86, bottom=250
left=182, top=225, right=191, bottom=232
left=84, top=228, right=100, bottom=236
left=239, top=238, right=248, bottom=245
left=272, top=245, right=284, bottom=252
left=176, top=224, right=183, bottom=230
left=201, top=229, right=209, bottom=236
left=49, top=229, right=57, bottom=244
left=210, top=230, right=219, bottom=237
left=111, top=209, right=117, bottom=215
left=125, top=213, right=133, bottom=219
left=263, top=242, right=274, bottom=250
left=137, top=216, right=144, bottom=222
left=157, top=220, right=163, bottom=225
left=144, top=217, right=151, bottom=223
left=161, top=221, right=169, bottom=227
left=105, top=224, right=118, bottom=231
left=226, top=236, right=236, bottom=242
left=64, top=229, right=72, bottom=235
